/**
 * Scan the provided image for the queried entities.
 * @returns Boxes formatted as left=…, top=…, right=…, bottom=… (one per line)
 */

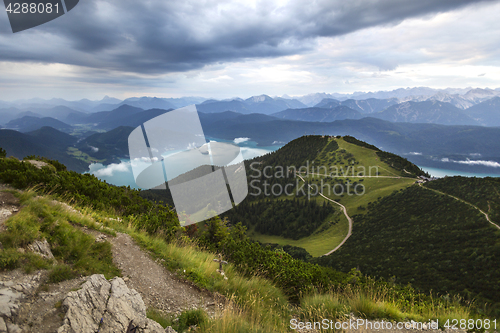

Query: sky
left=0, top=0, right=500, bottom=100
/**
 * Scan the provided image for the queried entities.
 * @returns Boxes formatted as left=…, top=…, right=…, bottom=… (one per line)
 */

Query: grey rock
left=165, top=327, right=178, bottom=333
left=58, top=274, right=164, bottom=333
left=27, top=239, right=54, bottom=259
left=57, top=274, right=111, bottom=333
left=0, top=287, right=23, bottom=318
left=5, top=322, right=21, bottom=333
left=0, top=317, right=6, bottom=332
left=95, top=235, right=107, bottom=243
left=12, top=285, right=23, bottom=292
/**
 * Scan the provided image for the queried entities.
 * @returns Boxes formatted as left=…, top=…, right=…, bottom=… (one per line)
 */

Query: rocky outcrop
left=57, top=274, right=175, bottom=333
left=0, top=272, right=42, bottom=333
left=27, top=239, right=54, bottom=260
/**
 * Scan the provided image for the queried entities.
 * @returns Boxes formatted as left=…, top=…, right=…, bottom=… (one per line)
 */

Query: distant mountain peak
left=246, top=95, right=272, bottom=103
left=101, top=95, right=121, bottom=103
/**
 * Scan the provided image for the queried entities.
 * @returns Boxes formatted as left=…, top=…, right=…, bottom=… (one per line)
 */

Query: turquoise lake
left=85, top=140, right=499, bottom=189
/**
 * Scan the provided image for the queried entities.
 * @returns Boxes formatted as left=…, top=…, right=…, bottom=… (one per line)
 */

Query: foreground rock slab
left=57, top=274, right=173, bottom=333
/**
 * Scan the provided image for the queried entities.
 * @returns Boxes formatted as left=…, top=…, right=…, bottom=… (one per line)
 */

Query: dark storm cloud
left=0, top=0, right=495, bottom=74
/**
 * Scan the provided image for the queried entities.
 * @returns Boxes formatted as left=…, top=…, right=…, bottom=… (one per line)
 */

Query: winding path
left=297, top=174, right=353, bottom=256
left=306, top=172, right=405, bottom=179
left=419, top=183, right=500, bottom=230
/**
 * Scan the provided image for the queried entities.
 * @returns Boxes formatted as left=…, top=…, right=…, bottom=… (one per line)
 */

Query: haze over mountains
left=1, top=87, right=500, bottom=126
left=1, top=86, right=500, bottom=174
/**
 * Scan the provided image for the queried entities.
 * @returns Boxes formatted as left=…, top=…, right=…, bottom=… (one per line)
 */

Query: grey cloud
left=0, top=0, right=495, bottom=74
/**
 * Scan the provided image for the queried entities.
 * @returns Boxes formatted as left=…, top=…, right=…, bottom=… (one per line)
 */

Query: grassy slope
left=251, top=211, right=349, bottom=257
left=0, top=190, right=120, bottom=282
left=305, top=138, right=417, bottom=214
left=0, top=155, right=482, bottom=332
left=244, top=137, right=418, bottom=256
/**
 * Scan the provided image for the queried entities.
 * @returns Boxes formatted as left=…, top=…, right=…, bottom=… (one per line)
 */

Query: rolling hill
left=97, top=108, right=172, bottom=130
left=0, top=127, right=87, bottom=171
left=81, top=104, right=144, bottom=127
left=4, top=116, right=74, bottom=133
left=220, top=135, right=425, bottom=256
left=76, top=126, right=134, bottom=163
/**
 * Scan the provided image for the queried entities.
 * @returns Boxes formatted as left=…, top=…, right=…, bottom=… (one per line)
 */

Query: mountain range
left=10, top=106, right=493, bottom=174
left=1, top=88, right=499, bottom=128
left=0, top=87, right=500, bottom=175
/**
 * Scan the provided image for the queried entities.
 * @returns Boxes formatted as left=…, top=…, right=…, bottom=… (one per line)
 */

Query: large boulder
left=57, top=274, right=168, bottom=333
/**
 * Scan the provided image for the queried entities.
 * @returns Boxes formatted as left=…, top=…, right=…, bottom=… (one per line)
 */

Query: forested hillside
left=312, top=185, right=500, bottom=315
left=222, top=135, right=425, bottom=256
left=425, top=176, right=500, bottom=224
left=222, top=199, right=335, bottom=239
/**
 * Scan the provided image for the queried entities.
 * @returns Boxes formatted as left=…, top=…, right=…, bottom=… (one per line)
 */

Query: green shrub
left=48, top=265, right=77, bottom=283
left=146, top=308, right=173, bottom=328
left=176, top=309, right=207, bottom=332
left=300, top=293, right=348, bottom=322
left=0, top=249, right=21, bottom=270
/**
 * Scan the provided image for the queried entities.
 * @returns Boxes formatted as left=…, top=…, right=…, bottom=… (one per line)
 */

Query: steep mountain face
left=271, top=106, right=362, bottom=122
left=5, top=116, right=74, bottom=133
left=425, top=92, right=475, bottom=109
left=314, top=98, right=399, bottom=113
left=350, top=87, right=440, bottom=100
left=374, top=100, right=478, bottom=125
left=463, top=96, right=500, bottom=126
left=197, top=95, right=306, bottom=115
left=340, top=98, right=399, bottom=114
left=244, top=95, right=306, bottom=111
left=403, top=88, right=500, bottom=110
left=462, top=87, right=499, bottom=103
